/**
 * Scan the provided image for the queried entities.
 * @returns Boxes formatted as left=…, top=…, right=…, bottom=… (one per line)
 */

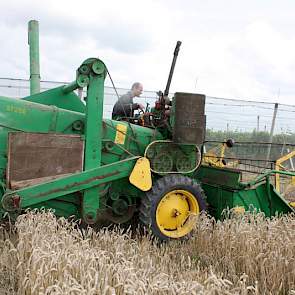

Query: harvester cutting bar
left=196, top=166, right=294, bottom=218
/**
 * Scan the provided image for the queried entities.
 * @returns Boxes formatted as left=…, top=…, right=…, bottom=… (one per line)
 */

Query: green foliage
left=206, top=129, right=295, bottom=144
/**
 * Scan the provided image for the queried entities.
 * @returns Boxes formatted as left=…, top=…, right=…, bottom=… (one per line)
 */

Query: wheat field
left=0, top=210, right=294, bottom=295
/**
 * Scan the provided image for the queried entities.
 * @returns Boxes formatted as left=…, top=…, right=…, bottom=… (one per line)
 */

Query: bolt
left=12, top=195, right=21, bottom=209
left=172, top=208, right=181, bottom=217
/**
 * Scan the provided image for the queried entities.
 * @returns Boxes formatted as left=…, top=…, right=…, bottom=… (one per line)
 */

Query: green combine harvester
left=0, top=22, right=293, bottom=241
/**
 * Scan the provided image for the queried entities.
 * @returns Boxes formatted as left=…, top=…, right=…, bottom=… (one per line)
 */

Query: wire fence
left=1, top=77, right=295, bottom=134
left=203, top=140, right=295, bottom=187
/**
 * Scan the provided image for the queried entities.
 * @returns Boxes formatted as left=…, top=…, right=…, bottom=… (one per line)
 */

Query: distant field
left=0, top=211, right=294, bottom=295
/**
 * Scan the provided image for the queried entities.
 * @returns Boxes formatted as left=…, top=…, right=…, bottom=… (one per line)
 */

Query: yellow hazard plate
left=114, top=124, right=127, bottom=145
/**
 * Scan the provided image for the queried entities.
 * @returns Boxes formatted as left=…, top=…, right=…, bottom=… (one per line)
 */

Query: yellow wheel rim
left=156, top=189, right=200, bottom=238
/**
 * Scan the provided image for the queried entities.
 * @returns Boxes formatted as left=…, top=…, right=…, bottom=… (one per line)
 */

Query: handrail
left=240, top=169, right=295, bottom=188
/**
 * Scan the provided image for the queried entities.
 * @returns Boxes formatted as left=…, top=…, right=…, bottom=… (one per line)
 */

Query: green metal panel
left=80, top=59, right=106, bottom=223
left=195, top=165, right=242, bottom=189
left=196, top=165, right=294, bottom=219
left=0, top=95, right=84, bottom=133
left=23, top=86, right=85, bottom=113
left=102, top=119, right=162, bottom=156
left=233, top=182, right=292, bottom=217
left=33, top=197, right=80, bottom=219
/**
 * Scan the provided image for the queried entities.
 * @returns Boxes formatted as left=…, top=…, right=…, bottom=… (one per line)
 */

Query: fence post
left=266, top=103, right=278, bottom=161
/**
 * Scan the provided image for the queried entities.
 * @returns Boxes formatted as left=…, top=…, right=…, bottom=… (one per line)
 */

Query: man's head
left=131, top=82, right=143, bottom=97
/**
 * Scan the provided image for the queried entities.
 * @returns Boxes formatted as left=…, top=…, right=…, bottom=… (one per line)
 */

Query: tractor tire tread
left=139, top=174, right=207, bottom=241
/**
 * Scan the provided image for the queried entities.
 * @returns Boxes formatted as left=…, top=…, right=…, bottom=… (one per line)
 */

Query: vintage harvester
left=0, top=23, right=293, bottom=241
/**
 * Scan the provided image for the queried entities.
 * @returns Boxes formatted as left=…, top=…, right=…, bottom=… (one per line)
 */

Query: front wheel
left=139, top=175, right=207, bottom=241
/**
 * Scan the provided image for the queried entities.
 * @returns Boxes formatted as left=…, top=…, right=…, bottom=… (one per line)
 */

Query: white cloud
left=0, top=0, right=295, bottom=105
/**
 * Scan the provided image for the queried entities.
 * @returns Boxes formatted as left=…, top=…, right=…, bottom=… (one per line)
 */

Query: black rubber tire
left=139, top=174, right=207, bottom=241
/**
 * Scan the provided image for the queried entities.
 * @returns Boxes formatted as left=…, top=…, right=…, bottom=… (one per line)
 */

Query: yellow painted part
left=276, top=150, right=295, bottom=165
left=292, top=176, right=295, bottom=185
left=114, top=124, right=127, bottom=145
left=220, top=143, right=226, bottom=159
left=129, top=157, right=152, bottom=191
left=275, top=164, right=280, bottom=192
left=156, top=190, right=200, bottom=238
left=203, top=152, right=224, bottom=167
left=290, top=202, right=295, bottom=208
left=203, top=141, right=238, bottom=168
left=275, top=149, right=295, bottom=192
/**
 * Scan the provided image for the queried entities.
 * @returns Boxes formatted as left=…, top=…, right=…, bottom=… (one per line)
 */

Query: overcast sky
left=1, top=0, right=295, bottom=104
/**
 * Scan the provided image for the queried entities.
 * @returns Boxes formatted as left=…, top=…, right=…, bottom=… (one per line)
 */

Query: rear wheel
left=139, top=174, right=206, bottom=241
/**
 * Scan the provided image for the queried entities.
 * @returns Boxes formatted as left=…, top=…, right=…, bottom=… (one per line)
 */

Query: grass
left=0, top=210, right=294, bottom=294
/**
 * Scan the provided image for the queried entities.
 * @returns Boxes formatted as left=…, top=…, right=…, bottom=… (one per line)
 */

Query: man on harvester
left=111, top=40, right=181, bottom=129
left=112, top=82, right=145, bottom=120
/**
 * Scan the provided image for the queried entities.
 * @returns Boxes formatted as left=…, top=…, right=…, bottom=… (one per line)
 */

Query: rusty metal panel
left=173, top=92, right=206, bottom=144
left=7, top=133, right=84, bottom=188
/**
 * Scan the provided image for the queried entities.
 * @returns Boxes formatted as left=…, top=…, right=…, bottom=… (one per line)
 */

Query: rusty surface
left=32, top=171, right=119, bottom=199
left=173, top=92, right=206, bottom=145
left=10, top=173, right=72, bottom=190
left=7, top=133, right=84, bottom=189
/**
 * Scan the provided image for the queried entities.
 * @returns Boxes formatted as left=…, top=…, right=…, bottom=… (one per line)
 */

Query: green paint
left=81, top=59, right=106, bottom=223
left=0, top=57, right=162, bottom=224
left=23, top=86, right=85, bottom=113
left=0, top=56, right=293, bottom=227
left=2, top=157, right=139, bottom=211
left=28, top=20, right=40, bottom=95
left=195, top=165, right=294, bottom=219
